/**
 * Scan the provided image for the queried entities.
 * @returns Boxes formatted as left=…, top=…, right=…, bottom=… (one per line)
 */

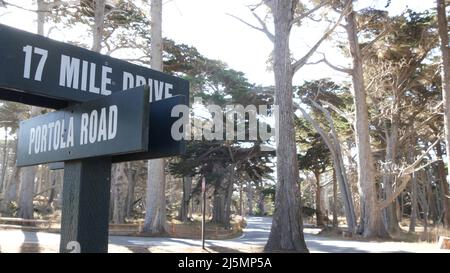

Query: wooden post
left=59, top=157, right=112, bottom=253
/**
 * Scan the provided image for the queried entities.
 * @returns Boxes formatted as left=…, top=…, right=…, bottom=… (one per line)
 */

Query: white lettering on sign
left=80, top=105, right=118, bottom=145
left=27, top=106, right=118, bottom=155
left=122, top=71, right=173, bottom=102
left=23, top=45, right=48, bottom=81
left=21, top=47, right=177, bottom=100
left=58, top=55, right=112, bottom=95
left=59, top=55, right=80, bottom=89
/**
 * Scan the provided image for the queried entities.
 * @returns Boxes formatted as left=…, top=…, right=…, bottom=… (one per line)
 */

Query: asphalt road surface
left=0, top=217, right=448, bottom=253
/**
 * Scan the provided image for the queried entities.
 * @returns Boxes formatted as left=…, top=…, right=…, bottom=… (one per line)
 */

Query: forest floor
left=0, top=217, right=449, bottom=253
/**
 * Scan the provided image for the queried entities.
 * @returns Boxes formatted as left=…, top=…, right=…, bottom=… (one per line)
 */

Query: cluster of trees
left=0, top=0, right=450, bottom=254
left=236, top=0, right=450, bottom=252
left=0, top=0, right=275, bottom=232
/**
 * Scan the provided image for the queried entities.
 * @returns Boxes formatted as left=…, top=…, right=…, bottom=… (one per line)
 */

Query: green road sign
left=17, top=86, right=150, bottom=166
left=0, top=24, right=189, bottom=109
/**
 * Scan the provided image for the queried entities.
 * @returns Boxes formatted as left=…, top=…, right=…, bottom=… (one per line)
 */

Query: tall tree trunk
left=264, top=0, right=308, bottom=252
left=409, top=173, right=418, bottom=233
left=299, top=106, right=357, bottom=232
left=18, top=110, right=41, bottom=220
left=47, top=171, right=57, bottom=206
left=143, top=0, right=167, bottom=234
left=92, top=0, right=105, bottom=52
left=212, top=190, right=225, bottom=224
left=17, top=0, right=49, bottom=220
left=435, top=141, right=450, bottom=227
left=0, top=127, right=8, bottom=192
left=111, top=163, right=129, bottom=223
left=258, top=185, right=265, bottom=216
left=211, top=165, right=234, bottom=228
left=383, top=120, right=400, bottom=234
left=247, top=181, right=254, bottom=216
left=224, top=165, right=235, bottom=228
left=344, top=1, right=388, bottom=238
left=18, top=161, right=38, bottom=219
left=179, top=176, right=192, bottom=222
left=437, top=0, right=450, bottom=229
left=332, top=168, right=338, bottom=228
left=425, top=167, right=438, bottom=224
left=408, top=139, right=418, bottom=232
left=417, top=171, right=429, bottom=235
left=314, top=171, right=324, bottom=227
left=125, top=162, right=137, bottom=218
left=2, top=138, right=19, bottom=211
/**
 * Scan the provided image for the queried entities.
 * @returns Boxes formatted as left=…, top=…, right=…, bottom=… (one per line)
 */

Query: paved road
left=0, top=217, right=448, bottom=253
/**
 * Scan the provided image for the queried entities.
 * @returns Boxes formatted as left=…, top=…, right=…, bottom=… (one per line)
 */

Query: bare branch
left=2, top=0, right=48, bottom=12
left=310, top=54, right=353, bottom=74
left=377, top=138, right=441, bottom=210
left=361, top=27, right=389, bottom=55
left=290, top=1, right=329, bottom=28
left=227, top=11, right=274, bottom=43
left=291, top=1, right=350, bottom=74
left=319, top=99, right=354, bottom=125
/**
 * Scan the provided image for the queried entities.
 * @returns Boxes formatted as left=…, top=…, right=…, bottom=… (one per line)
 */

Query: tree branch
left=319, top=99, right=354, bottom=125
left=291, top=1, right=350, bottom=74
left=290, top=1, right=329, bottom=28
left=309, top=54, right=353, bottom=74
left=227, top=11, right=274, bottom=43
left=361, top=27, right=389, bottom=56
left=377, top=138, right=441, bottom=210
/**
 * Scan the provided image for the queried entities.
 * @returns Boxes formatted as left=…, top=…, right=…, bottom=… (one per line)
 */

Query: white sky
left=0, top=0, right=434, bottom=87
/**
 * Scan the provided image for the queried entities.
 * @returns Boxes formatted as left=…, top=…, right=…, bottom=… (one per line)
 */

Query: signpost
left=0, top=23, right=189, bottom=253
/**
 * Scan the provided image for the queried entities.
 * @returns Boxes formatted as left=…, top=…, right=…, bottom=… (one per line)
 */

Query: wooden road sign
left=17, top=85, right=150, bottom=166
left=0, top=24, right=189, bottom=109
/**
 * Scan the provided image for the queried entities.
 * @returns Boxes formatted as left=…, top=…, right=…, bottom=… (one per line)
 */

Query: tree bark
left=18, top=108, right=41, bottom=219
left=224, top=164, right=235, bottom=228
left=111, top=163, right=129, bottom=223
left=0, top=127, right=8, bottom=192
left=383, top=119, right=400, bottom=234
left=179, top=176, right=192, bottom=222
left=437, top=0, right=450, bottom=229
left=16, top=0, right=49, bottom=220
left=435, top=141, right=450, bottom=227
left=344, top=1, right=388, bottom=238
left=125, top=162, right=136, bottom=218
left=47, top=170, right=57, bottom=206
left=258, top=184, right=265, bottom=216
left=332, top=168, right=338, bottom=228
left=314, top=170, right=324, bottom=227
left=18, top=165, right=36, bottom=219
left=247, top=181, right=254, bottom=216
left=408, top=138, right=418, bottom=233
left=143, top=0, right=167, bottom=234
left=2, top=137, right=19, bottom=212
left=92, top=0, right=105, bottom=52
left=299, top=106, right=357, bottom=232
left=211, top=164, right=234, bottom=228
left=264, top=0, right=308, bottom=252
